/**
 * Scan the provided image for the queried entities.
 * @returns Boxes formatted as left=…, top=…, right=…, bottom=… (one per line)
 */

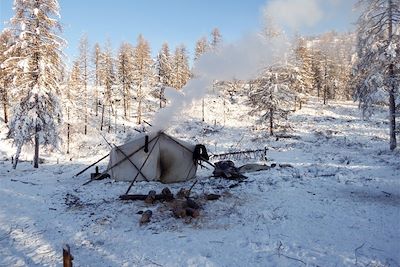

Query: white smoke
left=151, top=33, right=289, bottom=131
left=263, top=0, right=324, bottom=30
left=263, top=0, right=358, bottom=33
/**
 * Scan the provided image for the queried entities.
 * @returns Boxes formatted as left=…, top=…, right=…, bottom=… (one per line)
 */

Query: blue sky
left=0, top=0, right=358, bottom=62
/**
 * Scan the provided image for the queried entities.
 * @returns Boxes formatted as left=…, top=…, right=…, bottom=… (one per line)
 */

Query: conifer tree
left=101, top=41, right=115, bottom=132
left=117, top=42, right=134, bottom=120
left=64, top=60, right=80, bottom=154
left=172, top=44, right=190, bottom=90
left=248, top=19, right=294, bottom=136
left=353, top=0, right=399, bottom=150
left=193, top=37, right=209, bottom=121
left=155, top=42, right=173, bottom=108
left=92, top=43, right=103, bottom=116
left=0, top=29, right=13, bottom=124
left=4, top=0, right=64, bottom=168
left=210, top=28, right=222, bottom=51
left=294, top=36, right=313, bottom=94
left=194, top=37, right=209, bottom=61
left=78, top=34, right=90, bottom=134
left=132, top=34, right=153, bottom=124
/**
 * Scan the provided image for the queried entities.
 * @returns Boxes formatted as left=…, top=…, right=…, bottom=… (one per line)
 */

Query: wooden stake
left=63, top=244, right=73, bottom=267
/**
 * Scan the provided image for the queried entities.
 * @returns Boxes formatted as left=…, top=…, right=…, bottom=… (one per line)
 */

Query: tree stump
left=144, top=190, right=157, bottom=204
left=63, top=244, right=73, bottom=267
left=140, top=210, right=153, bottom=225
left=161, top=187, right=174, bottom=202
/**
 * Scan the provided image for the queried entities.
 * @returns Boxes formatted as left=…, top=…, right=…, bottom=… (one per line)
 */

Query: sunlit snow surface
left=0, top=96, right=399, bottom=266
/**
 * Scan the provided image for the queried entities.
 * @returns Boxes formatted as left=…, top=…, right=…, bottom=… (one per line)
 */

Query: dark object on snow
left=84, top=172, right=110, bottom=185
left=205, top=193, right=221, bottom=200
left=119, top=187, right=175, bottom=202
left=238, top=163, right=271, bottom=173
left=140, top=210, right=152, bottom=225
left=193, top=144, right=209, bottom=161
left=186, top=198, right=201, bottom=209
left=74, top=153, right=109, bottom=177
left=213, top=160, right=247, bottom=180
left=161, top=187, right=174, bottom=202
left=90, top=166, right=100, bottom=179
left=144, top=190, right=157, bottom=204
left=63, top=244, right=74, bottom=267
left=176, top=188, right=190, bottom=199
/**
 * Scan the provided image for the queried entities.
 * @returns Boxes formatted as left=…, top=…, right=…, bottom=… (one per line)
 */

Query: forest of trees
left=0, top=0, right=398, bottom=168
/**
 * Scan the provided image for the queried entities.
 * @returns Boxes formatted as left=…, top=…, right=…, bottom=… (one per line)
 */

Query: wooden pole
left=63, top=244, right=73, bottom=267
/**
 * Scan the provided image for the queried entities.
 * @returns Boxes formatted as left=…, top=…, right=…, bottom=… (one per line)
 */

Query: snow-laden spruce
left=0, top=29, right=13, bottom=125
left=3, top=0, right=65, bottom=168
left=352, top=0, right=399, bottom=150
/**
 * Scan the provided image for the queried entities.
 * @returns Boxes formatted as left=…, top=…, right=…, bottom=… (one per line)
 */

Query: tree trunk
left=137, top=85, right=142, bottom=125
left=160, top=86, right=164, bottom=109
left=67, top=107, right=70, bottom=154
left=389, top=83, right=396, bottom=150
left=202, top=98, right=205, bottom=122
left=34, top=123, right=39, bottom=168
left=1, top=82, right=8, bottom=124
left=388, top=0, right=397, bottom=150
left=269, top=108, right=274, bottom=136
left=13, top=143, right=22, bottom=169
left=95, top=87, right=99, bottom=117
left=2, top=96, right=8, bottom=124
left=83, top=79, right=87, bottom=135
left=100, top=101, right=105, bottom=131
left=108, top=104, right=111, bottom=133
left=323, top=58, right=327, bottom=105
left=67, top=123, right=70, bottom=154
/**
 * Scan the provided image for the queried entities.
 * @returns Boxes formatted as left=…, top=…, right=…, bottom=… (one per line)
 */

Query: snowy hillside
left=0, top=96, right=399, bottom=267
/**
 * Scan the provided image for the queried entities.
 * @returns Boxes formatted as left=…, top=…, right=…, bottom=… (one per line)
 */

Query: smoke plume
left=151, top=33, right=289, bottom=131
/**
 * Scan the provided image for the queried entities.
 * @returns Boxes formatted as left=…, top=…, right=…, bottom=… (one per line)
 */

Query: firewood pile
left=119, top=187, right=221, bottom=225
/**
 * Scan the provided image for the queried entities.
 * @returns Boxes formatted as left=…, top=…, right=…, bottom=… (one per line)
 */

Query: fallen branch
left=280, top=254, right=306, bottom=266
left=10, top=179, right=39, bottom=186
left=119, top=194, right=169, bottom=201
left=355, top=242, right=365, bottom=265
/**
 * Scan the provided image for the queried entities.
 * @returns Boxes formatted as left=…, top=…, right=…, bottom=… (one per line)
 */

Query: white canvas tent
left=108, top=132, right=198, bottom=183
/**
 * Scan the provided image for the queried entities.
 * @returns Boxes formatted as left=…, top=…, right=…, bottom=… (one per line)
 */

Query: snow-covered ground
left=0, top=96, right=399, bottom=267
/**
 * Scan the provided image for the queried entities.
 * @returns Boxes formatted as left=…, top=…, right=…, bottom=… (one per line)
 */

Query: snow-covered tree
left=132, top=34, right=153, bottom=125
left=293, top=36, right=313, bottom=94
left=0, top=29, right=13, bottom=124
left=155, top=42, right=173, bottom=108
left=100, top=41, right=115, bottom=132
left=248, top=19, right=295, bottom=136
left=248, top=68, right=294, bottom=136
left=194, top=36, right=209, bottom=61
left=78, top=34, right=90, bottom=134
left=310, top=49, right=323, bottom=98
left=92, top=42, right=103, bottom=116
left=4, top=0, right=65, bottom=168
left=117, top=42, right=134, bottom=120
left=171, top=44, right=190, bottom=90
left=210, top=28, right=222, bottom=51
left=353, top=0, right=399, bottom=150
left=64, top=60, right=80, bottom=154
